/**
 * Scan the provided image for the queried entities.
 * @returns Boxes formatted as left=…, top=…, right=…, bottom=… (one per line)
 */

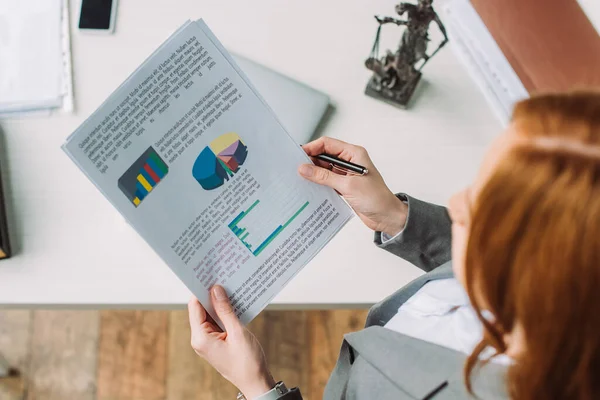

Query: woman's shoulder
left=338, top=326, right=509, bottom=399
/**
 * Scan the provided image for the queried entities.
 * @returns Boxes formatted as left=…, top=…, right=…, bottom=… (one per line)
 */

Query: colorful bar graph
left=228, top=200, right=310, bottom=257
left=118, top=147, right=169, bottom=207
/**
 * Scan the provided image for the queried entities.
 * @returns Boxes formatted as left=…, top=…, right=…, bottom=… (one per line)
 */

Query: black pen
left=315, top=154, right=369, bottom=176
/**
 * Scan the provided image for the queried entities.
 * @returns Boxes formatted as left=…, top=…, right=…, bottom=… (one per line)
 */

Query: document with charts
left=62, top=20, right=352, bottom=325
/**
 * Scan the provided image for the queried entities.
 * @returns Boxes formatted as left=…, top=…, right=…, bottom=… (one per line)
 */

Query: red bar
left=144, top=163, right=160, bottom=183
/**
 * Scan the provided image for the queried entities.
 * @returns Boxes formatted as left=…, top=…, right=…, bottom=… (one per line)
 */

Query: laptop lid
left=233, top=54, right=330, bottom=145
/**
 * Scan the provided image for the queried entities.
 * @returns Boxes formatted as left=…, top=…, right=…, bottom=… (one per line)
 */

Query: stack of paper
left=0, top=0, right=73, bottom=117
left=441, top=0, right=529, bottom=125
left=442, top=0, right=600, bottom=125
left=62, top=20, right=353, bottom=325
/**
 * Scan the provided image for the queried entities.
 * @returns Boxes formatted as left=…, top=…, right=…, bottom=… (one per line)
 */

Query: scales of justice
left=365, top=0, right=449, bottom=108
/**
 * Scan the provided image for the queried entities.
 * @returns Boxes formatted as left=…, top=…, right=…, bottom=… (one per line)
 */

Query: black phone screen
left=78, top=0, right=114, bottom=30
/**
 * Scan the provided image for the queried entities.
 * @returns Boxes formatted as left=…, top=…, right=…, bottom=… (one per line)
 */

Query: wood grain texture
left=167, top=310, right=311, bottom=399
left=96, top=311, right=168, bottom=400
left=166, top=310, right=238, bottom=400
left=308, top=310, right=368, bottom=400
left=0, top=310, right=31, bottom=400
left=0, top=308, right=369, bottom=400
left=27, top=310, right=99, bottom=400
left=259, top=311, right=309, bottom=393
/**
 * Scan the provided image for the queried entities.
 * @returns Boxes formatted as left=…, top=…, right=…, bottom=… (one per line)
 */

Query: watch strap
left=237, top=381, right=289, bottom=400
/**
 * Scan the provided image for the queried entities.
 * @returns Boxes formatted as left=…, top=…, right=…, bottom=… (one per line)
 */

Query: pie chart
left=192, top=133, right=248, bottom=190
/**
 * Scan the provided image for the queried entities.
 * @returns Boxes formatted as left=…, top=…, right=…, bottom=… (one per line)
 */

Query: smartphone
left=78, top=0, right=118, bottom=34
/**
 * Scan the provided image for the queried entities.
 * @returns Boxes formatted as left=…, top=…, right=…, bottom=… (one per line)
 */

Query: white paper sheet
left=0, top=0, right=63, bottom=108
left=63, top=20, right=353, bottom=326
left=441, top=0, right=529, bottom=125
left=59, top=0, right=74, bottom=113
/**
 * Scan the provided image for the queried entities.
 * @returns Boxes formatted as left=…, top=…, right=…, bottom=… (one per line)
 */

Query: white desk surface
left=1, top=0, right=597, bottom=308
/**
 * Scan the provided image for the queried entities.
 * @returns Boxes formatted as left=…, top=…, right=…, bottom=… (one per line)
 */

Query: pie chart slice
left=217, top=154, right=239, bottom=171
left=218, top=140, right=248, bottom=165
left=192, top=133, right=248, bottom=190
left=192, top=147, right=228, bottom=190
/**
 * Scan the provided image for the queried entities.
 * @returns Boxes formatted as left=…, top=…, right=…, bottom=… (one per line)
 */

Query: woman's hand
left=300, top=137, right=408, bottom=236
left=188, top=286, right=275, bottom=399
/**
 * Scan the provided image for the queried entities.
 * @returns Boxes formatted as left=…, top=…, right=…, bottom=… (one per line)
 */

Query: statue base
left=364, top=72, right=422, bottom=109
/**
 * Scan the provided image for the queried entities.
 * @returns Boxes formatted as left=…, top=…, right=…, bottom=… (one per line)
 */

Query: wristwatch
left=237, top=381, right=289, bottom=400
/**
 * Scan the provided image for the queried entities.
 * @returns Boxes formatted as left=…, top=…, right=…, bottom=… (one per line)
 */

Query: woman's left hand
left=188, top=286, right=275, bottom=399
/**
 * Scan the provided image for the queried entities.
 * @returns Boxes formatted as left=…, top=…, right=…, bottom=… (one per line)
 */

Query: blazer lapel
left=344, top=326, right=509, bottom=399
left=344, top=326, right=460, bottom=399
left=324, top=263, right=455, bottom=400
left=326, top=263, right=510, bottom=399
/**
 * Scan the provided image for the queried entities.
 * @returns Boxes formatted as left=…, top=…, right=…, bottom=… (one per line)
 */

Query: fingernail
left=299, top=164, right=313, bottom=177
left=212, top=286, right=227, bottom=300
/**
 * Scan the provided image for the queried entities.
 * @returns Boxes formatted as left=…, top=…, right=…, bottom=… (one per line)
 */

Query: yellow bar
left=137, top=174, right=152, bottom=192
left=133, top=197, right=141, bottom=206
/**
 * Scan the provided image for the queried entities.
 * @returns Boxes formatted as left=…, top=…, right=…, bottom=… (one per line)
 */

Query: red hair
left=464, top=92, right=600, bottom=399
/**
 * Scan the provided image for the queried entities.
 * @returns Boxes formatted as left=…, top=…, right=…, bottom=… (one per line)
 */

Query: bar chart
left=229, top=198, right=310, bottom=257
left=118, top=146, right=169, bottom=207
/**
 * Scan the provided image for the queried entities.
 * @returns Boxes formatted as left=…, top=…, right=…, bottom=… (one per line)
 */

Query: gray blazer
left=280, top=195, right=509, bottom=400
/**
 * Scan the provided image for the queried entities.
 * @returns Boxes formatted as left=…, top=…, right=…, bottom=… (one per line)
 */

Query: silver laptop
left=233, top=55, right=330, bottom=145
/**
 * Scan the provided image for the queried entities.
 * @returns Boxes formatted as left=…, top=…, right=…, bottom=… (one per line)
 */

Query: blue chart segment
left=229, top=199, right=310, bottom=257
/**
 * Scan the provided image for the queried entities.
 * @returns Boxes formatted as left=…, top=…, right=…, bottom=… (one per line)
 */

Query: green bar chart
left=229, top=199, right=310, bottom=257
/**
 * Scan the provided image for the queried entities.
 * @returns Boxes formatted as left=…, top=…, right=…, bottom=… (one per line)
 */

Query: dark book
left=0, top=159, right=11, bottom=259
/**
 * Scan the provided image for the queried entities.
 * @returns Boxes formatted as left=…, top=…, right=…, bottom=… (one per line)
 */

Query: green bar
left=228, top=211, right=245, bottom=229
left=236, top=228, right=246, bottom=238
left=253, top=226, right=284, bottom=257
left=150, top=152, right=168, bottom=175
left=282, top=201, right=310, bottom=229
left=230, top=200, right=260, bottom=229
left=240, top=232, right=249, bottom=241
left=253, top=202, right=310, bottom=257
left=245, top=199, right=260, bottom=215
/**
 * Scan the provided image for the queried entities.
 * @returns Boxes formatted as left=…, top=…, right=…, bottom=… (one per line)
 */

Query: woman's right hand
left=299, top=137, right=408, bottom=237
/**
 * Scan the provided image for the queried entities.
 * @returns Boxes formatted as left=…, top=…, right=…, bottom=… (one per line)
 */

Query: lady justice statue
left=365, top=0, right=448, bottom=108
